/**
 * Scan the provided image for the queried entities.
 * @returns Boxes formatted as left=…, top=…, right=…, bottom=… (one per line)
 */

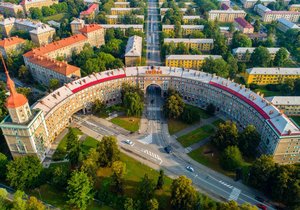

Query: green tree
left=123, top=92, right=144, bottom=116
left=66, top=128, right=78, bottom=151
left=273, top=47, right=289, bottom=66
left=201, top=57, right=230, bottom=78
left=67, top=171, right=94, bottom=210
left=206, top=103, right=216, bottom=115
left=0, top=188, right=8, bottom=209
left=0, top=152, right=8, bottom=180
left=170, top=176, right=197, bottom=210
left=124, top=197, right=134, bottom=210
left=238, top=125, right=260, bottom=157
left=232, top=32, right=252, bottom=48
left=29, top=8, right=43, bottom=19
left=97, top=136, right=120, bottom=167
left=51, top=164, right=70, bottom=189
left=6, top=156, right=43, bottom=190
left=218, top=200, right=239, bottom=210
left=254, top=20, right=261, bottom=32
left=146, top=198, right=159, bottom=210
left=164, top=92, right=184, bottom=119
left=49, top=78, right=60, bottom=90
left=67, top=142, right=83, bottom=167
left=18, top=65, right=30, bottom=82
left=250, top=46, right=271, bottom=67
left=227, top=54, right=239, bottom=78
left=12, top=190, right=26, bottom=210
left=156, top=169, right=164, bottom=190
left=180, top=105, right=201, bottom=124
left=26, top=196, right=45, bottom=210
left=248, top=155, right=275, bottom=191
left=138, top=174, right=154, bottom=204
left=240, top=203, right=259, bottom=210
left=212, top=121, right=239, bottom=150
left=220, top=146, right=243, bottom=171
left=81, top=148, right=99, bottom=179
left=111, top=161, right=126, bottom=194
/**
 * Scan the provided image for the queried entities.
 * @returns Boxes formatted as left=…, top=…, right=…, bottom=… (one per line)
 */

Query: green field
left=81, top=136, right=99, bottom=154
left=43, top=13, right=69, bottom=22
left=177, top=125, right=215, bottom=147
left=167, top=119, right=190, bottom=135
left=185, top=104, right=211, bottom=119
left=110, top=116, right=140, bottom=132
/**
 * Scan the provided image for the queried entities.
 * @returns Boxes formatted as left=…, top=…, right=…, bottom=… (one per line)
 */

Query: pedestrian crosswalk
left=228, top=187, right=241, bottom=201
left=138, top=134, right=153, bottom=144
left=143, top=149, right=162, bottom=164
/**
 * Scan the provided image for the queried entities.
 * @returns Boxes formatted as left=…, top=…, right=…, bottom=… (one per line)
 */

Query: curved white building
left=1, top=66, right=299, bottom=164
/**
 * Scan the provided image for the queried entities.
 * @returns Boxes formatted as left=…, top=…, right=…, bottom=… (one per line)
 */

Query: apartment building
left=20, top=0, right=58, bottom=14
left=79, top=3, right=99, bottom=20
left=23, top=24, right=105, bottom=86
left=0, top=36, right=26, bottom=58
left=160, top=8, right=187, bottom=15
left=110, top=8, right=140, bottom=15
left=70, top=18, right=85, bottom=34
left=0, top=2, right=24, bottom=17
left=255, top=4, right=300, bottom=22
left=105, top=15, right=144, bottom=24
left=125, top=35, right=142, bottom=66
left=232, top=47, right=284, bottom=61
left=234, top=17, right=254, bottom=34
left=164, top=38, right=214, bottom=52
left=165, top=55, right=222, bottom=69
left=277, top=18, right=300, bottom=32
left=266, top=96, right=300, bottom=116
left=101, top=24, right=144, bottom=33
left=114, top=2, right=130, bottom=8
left=208, top=9, right=246, bottom=22
left=289, top=4, right=300, bottom=12
left=162, top=25, right=204, bottom=36
left=240, top=0, right=275, bottom=9
left=244, top=67, right=300, bottom=85
left=182, top=16, right=202, bottom=24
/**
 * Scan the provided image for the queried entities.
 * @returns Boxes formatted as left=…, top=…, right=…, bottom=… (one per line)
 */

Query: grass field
left=43, top=13, right=69, bottom=22
left=110, top=116, right=140, bottom=132
left=52, top=128, right=83, bottom=160
left=167, top=119, right=190, bottom=135
left=177, top=125, right=215, bottom=147
left=186, top=104, right=211, bottom=119
left=188, top=143, right=236, bottom=178
left=253, top=86, right=284, bottom=97
left=81, top=136, right=99, bottom=154
left=291, top=116, right=300, bottom=127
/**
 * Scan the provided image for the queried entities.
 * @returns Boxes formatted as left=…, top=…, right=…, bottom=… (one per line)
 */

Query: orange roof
left=80, top=3, right=98, bottom=15
left=0, top=37, right=26, bottom=48
left=79, top=24, right=102, bottom=34
left=24, top=34, right=87, bottom=57
left=27, top=54, right=80, bottom=76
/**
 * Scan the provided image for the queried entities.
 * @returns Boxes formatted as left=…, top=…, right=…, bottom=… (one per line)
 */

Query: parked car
left=125, top=139, right=133, bottom=145
left=186, top=166, right=194, bottom=172
left=256, top=203, right=267, bottom=210
left=164, top=146, right=172, bottom=154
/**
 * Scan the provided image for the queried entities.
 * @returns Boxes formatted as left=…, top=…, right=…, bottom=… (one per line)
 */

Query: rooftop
left=277, top=18, right=300, bottom=29
left=79, top=24, right=102, bottom=33
left=234, top=17, right=254, bottom=29
left=125, top=35, right=142, bottom=57
left=164, top=38, right=214, bottom=44
left=266, top=96, right=300, bottom=106
left=0, top=36, right=26, bottom=48
left=246, top=67, right=300, bottom=75
left=166, top=54, right=222, bottom=60
left=101, top=24, right=143, bottom=29
left=80, top=3, right=99, bottom=15
left=232, top=47, right=283, bottom=54
left=255, top=4, right=271, bottom=12
left=209, top=9, right=246, bottom=14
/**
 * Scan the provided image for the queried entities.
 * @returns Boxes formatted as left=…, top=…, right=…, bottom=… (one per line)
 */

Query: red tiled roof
left=79, top=24, right=102, bottom=33
left=234, top=17, right=254, bottom=29
left=0, top=36, right=26, bottom=48
left=23, top=34, right=87, bottom=57
left=80, top=3, right=98, bottom=15
left=221, top=3, right=230, bottom=10
left=27, top=54, right=80, bottom=76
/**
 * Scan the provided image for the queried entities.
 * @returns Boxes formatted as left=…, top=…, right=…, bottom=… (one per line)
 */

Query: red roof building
left=79, top=3, right=99, bottom=19
left=0, top=36, right=26, bottom=58
left=234, top=17, right=254, bottom=34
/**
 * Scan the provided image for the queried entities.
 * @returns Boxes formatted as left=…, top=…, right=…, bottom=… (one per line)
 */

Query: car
left=186, top=166, right=194, bottom=172
left=164, top=146, right=172, bottom=154
left=125, top=139, right=133, bottom=145
left=256, top=203, right=267, bottom=210
left=255, top=196, right=265, bottom=203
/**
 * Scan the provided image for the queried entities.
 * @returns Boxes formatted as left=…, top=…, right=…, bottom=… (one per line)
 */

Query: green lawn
left=188, top=143, right=236, bottom=178
left=52, top=128, right=83, bottom=161
left=43, top=13, right=69, bottom=22
left=110, top=116, right=140, bottom=132
left=177, top=125, right=215, bottom=147
left=186, top=104, right=211, bottom=119
left=291, top=116, right=300, bottom=127
left=212, top=119, right=225, bottom=127
left=253, top=86, right=284, bottom=97
left=167, top=119, right=190, bottom=135
left=81, top=136, right=99, bottom=155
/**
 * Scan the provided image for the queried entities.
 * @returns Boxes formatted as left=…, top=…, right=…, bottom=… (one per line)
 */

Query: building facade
left=79, top=3, right=99, bottom=20
left=289, top=4, right=300, bottom=12
left=1, top=66, right=299, bottom=164
left=240, top=0, right=275, bottom=9
left=266, top=96, right=300, bottom=116
left=165, top=55, right=222, bottom=69
left=0, top=36, right=26, bottom=58
left=164, top=38, right=214, bottom=52
left=0, top=2, right=24, bottom=17
left=234, top=17, right=254, bottom=34
left=244, top=67, right=300, bottom=85
left=232, top=47, right=284, bottom=61
left=160, top=8, right=187, bottom=15
left=70, top=18, right=85, bottom=34
left=125, top=35, right=142, bottom=66
left=110, top=8, right=140, bottom=15
left=114, top=2, right=130, bottom=8
left=20, top=0, right=58, bottom=14
left=105, top=15, right=144, bottom=24
left=101, top=24, right=144, bottom=33
left=254, top=4, right=300, bottom=22
left=208, top=9, right=246, bottom=22
left=162, top=25, right=204, bottom=36
left=277, top=18, right=300, bottom=32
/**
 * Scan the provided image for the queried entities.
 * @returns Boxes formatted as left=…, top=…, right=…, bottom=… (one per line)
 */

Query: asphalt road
left=146, top=0, right=161, bottom=66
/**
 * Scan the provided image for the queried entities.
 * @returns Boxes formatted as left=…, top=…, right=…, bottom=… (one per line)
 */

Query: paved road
left=146, top=0, right=161, bottom=66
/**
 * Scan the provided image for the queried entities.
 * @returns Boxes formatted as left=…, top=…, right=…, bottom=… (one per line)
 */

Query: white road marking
left=228, top=187, right=241, bottom=201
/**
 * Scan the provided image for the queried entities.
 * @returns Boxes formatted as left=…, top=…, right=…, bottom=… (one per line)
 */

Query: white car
left=125, top=139, right=133, bottom=145
left=186, top=166, right=194, bottom=172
